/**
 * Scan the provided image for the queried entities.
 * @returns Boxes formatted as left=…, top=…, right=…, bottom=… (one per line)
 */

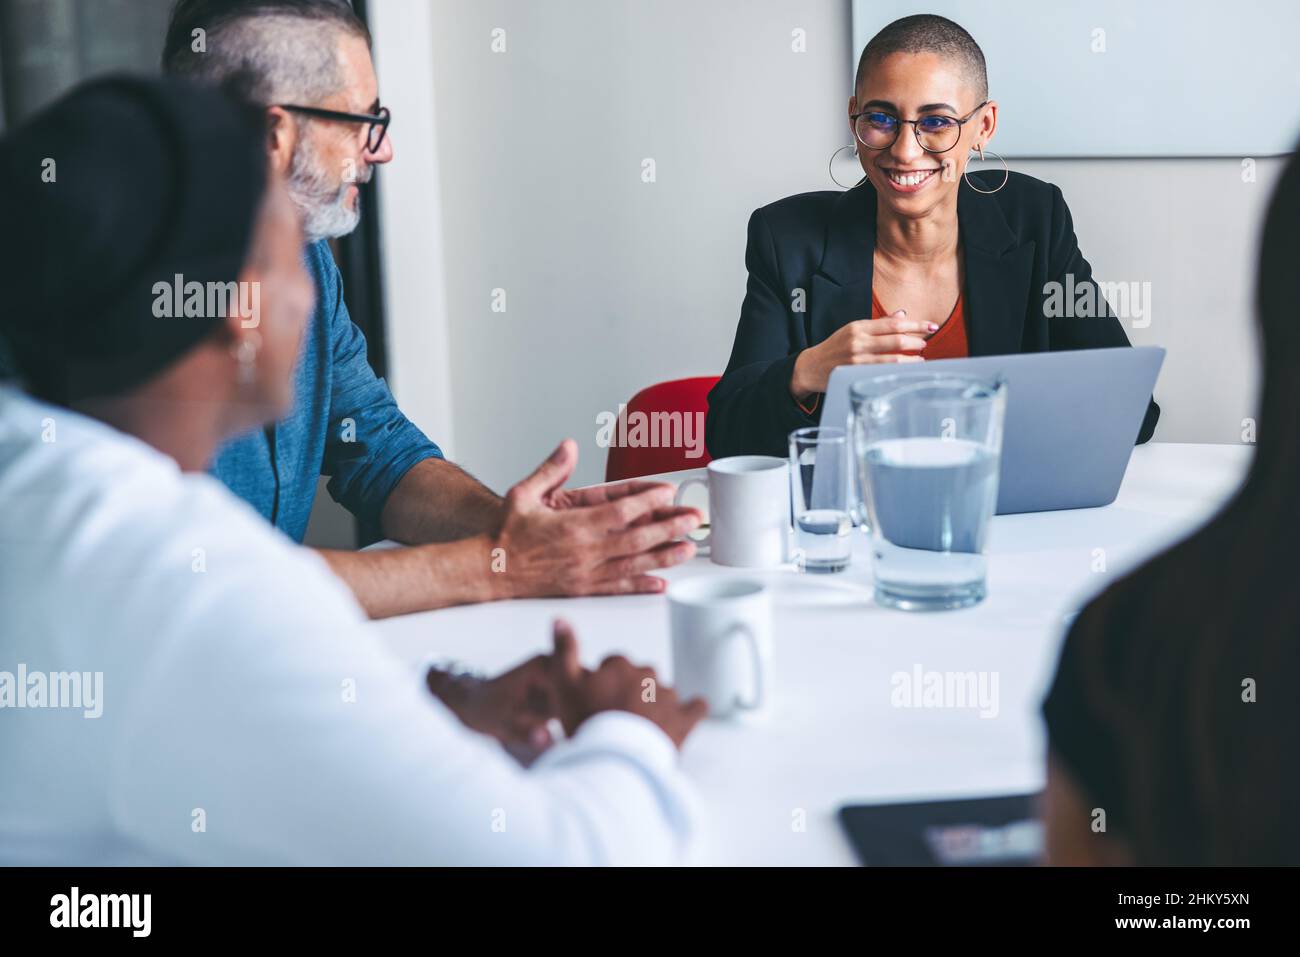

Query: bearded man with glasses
left=161, top=0, right=702, bottom=623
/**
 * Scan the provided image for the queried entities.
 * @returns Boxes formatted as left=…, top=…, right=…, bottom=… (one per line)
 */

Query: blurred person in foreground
left=1041, top=148, right=1300, bottom=866
left=0, top=76, right=705, bottom=865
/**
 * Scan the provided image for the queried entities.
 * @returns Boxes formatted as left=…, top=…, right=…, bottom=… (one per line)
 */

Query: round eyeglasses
left=851, top=101, right=988, bottom=155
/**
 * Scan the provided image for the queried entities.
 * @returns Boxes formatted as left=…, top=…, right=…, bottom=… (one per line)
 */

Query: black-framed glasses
left=279, top=104, right=391, bottom=154
left=851, top=101, right=988, bottom=154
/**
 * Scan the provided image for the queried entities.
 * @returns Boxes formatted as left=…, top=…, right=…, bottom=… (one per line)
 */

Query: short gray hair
left=161, top=0, right=370, bottom=105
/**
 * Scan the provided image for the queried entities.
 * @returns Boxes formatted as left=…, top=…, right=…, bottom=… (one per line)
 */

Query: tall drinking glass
left=788, top=427, right=852, bottom=573
left=853, top=374, right=1007, bottom=610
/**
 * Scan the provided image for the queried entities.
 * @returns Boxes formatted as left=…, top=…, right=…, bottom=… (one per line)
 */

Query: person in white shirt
left=0, top=76, right=705, bottom=866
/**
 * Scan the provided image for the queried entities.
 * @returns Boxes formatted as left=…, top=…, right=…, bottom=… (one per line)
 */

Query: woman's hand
left=546, top=620, right=708, bottom=749
left=790, top=310, right=937, bottom=398
left=427, top=656, right=559, bottom=763
left=426, top=619, right=707, bottom=761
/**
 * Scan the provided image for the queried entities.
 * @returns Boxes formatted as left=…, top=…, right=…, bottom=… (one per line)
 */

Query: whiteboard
left=850, top=0, right=1300, bottom=157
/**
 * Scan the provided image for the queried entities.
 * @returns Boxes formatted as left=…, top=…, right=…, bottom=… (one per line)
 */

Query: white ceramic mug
left=668, top=578, right=773, bottom=720
left=674, top=455, right=790, bottom=567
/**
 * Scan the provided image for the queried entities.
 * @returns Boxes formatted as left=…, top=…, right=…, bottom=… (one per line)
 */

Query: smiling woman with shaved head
left=706, top=13, right=1159, bottom=458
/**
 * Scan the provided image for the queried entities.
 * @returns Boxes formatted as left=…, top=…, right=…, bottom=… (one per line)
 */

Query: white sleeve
left=105, top=532, right=698, bottom=866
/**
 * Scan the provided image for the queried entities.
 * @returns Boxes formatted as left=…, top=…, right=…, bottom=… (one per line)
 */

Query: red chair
left=604, top=376, right=720, bottom=481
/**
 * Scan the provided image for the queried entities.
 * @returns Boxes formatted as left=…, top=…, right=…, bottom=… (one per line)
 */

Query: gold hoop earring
left=828, top=144, right=866, bottom=190
left=963, top=145, right=1009, bottom=194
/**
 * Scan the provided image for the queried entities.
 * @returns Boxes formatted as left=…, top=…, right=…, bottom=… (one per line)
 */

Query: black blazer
left=705, top=171, right=1160, bottom=458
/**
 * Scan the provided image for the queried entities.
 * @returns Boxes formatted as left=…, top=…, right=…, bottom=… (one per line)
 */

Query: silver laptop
left=820, top=346, right=1165, bottom=514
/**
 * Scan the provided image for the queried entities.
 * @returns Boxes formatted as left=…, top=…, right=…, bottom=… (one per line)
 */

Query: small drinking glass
left=854, top=374, right=1007, bottom=611
left=788, top=427, right=853, bottom=574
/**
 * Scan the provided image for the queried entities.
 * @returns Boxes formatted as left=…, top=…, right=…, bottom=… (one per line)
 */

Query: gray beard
left=287, top=140, right=367, bottom=243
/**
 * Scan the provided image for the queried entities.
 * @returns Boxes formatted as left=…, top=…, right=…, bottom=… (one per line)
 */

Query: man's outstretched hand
left=490, top=439, right=702, bottom=599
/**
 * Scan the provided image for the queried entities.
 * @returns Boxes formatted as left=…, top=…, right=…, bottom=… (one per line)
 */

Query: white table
left=370, top=443, right=1251, bottom=865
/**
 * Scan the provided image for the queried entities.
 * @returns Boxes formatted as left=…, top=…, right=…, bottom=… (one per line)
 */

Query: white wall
left=852, top=0, right=1300, bottom=158
left=1014, top=156, right=1273, bottom=446
left=370, top=0, right=457, bottom=456
left=372, top=0, right=1267, bottom=493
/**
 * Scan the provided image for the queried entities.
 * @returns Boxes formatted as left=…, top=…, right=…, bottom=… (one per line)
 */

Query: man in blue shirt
left=210, top=241, right=443, bottom=545
left=163, top=0, right=700, bottom=617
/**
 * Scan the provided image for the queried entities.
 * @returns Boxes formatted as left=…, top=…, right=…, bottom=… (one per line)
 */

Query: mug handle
left=673, top=476, right=710, bottom=546
left=726, top=624, right=765, bottom=712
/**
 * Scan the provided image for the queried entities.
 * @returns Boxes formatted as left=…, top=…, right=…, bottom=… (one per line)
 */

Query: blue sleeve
left=311, top=242, right=444, bottom=524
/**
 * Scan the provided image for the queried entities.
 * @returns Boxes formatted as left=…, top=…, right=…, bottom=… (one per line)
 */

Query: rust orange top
left=871, top=289, right=969, bottom=360
left=793, top=290, right=970, bottom=415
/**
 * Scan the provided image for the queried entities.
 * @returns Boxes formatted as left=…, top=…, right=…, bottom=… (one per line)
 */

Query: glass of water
left=788, top=427, right=853, bottom=573
left=853, top=374, right=1007, bottom=610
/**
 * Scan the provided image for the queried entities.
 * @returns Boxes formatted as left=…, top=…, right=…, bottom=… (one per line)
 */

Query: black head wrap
left=0, top=75, right=268, bottom=403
